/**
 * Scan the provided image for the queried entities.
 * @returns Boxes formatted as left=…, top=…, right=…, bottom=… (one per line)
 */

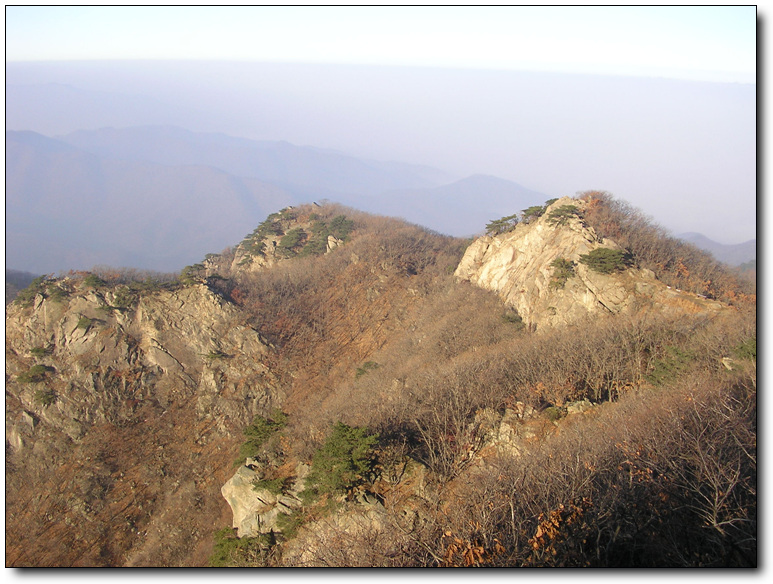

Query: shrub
left=645, top=346, right=695, bottom=386
left=46, top=285, right=69, bottom=303
left=33, top=388, right=57, bottom=406
left=18, top=364, right=54, bottom=383
left=238, top=411, right=288, bottom=461
left=522, top=205, right=546, bottom=223
left=179, top=264, right=205, bottom=285
left=355, top=361, right=380, bottom=379
left=208, top=527, right=275, bottom=567
left=733, top=337, right=756, bottom=361
left=30, top=346, right=52, bottom=357
left=14, top=275, right=49, bottom=307
left=76, top=316, right=93, bottom=330
left=502, top=309, right=525, bottom=329
left=486, top=214, right=519, bottom=236
left=549, top=257, right=576, bottom=289
left=578, top=248, right=630, bottom=274
left=546, top=205, right=581, bottom=226
left=253, top=477, right=289, bottom=496
left=82, top=274, right=106, bottom=288
left=329, top=215, right=354, bottom=240
left=302, top=422, right=378, bottom=499
left=277, top=228, right=307, bottom=257
left=543, top=406, right=566, bottom=421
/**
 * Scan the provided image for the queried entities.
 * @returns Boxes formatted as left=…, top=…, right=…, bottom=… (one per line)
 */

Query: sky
left=3, top=5, right=759, bottom=247
left=4, top=5, right=757, bottom=83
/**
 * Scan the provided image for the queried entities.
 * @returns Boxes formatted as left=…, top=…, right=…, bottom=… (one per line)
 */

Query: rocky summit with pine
left=5, top=192, right=756, bottom=567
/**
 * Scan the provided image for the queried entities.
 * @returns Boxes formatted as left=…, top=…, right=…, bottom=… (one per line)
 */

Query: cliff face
left=5, top=281, right=282, bottom=566
left=455, top=197, right=727, bottom=329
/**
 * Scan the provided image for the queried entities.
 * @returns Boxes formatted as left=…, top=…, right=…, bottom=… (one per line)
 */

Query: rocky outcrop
left=455, top=197, right=727, bottom=329
left=5, top=282, right=280, bottom=450
left=221, top=461, right=308, bottom=538
left=5, top=278, right=285, bottom=566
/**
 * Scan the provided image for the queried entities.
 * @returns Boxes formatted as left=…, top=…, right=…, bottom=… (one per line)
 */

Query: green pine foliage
left=645, top=346, right=695, bottom=386
left=486, top=214, right=519, bottom=236
left=14, top=275, right=50, bottom=307
left=549, top=257, right=576, bottom=289
left=546, top=205, right=581, bottom=226
left=521, top=205, right=546, bottom=223
left=733, top=337, right=756, bottom=361
left=18, top=364, right=55, bottom=384
left=355, top=361, right=380, bottom=379
left=208, top=527, right=275, bottom=567
left=238, top=411, right=288, bottom=461
left=578, top=248, right=631, bottom=274
left=329, top=215, right=354, bottom=240
left=302, top=422, right=378, bottom=500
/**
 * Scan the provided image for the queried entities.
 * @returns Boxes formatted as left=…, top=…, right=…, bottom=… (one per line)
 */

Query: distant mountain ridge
left=6, top=130, right=295, bottom=273
left=678, top=232, right=756, bottom=266
left=354, top=174, right=547, bottom=236
left=6, top=126, right=551, bottom=273
left=59, top=126, right=454, bottom=198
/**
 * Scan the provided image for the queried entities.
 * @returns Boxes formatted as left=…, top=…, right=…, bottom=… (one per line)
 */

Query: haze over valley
left=6, top=57, right=756, bottom=275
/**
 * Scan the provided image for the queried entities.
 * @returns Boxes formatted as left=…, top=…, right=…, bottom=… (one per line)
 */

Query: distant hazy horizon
left=6, top=59, right=756, bottom=246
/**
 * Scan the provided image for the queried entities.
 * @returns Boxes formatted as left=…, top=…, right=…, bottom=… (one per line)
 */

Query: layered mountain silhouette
left=678, top=232, right=756, bottom=267
left=6, top=127, right=549, bottom=273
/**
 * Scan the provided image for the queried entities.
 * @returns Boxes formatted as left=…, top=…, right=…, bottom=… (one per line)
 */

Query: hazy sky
left=4, top=6, right=758, bottom=248
left=5, top=5, right=756, bottom=83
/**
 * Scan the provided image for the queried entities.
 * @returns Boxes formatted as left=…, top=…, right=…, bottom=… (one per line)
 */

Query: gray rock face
left=221, top=462, right=308, bottom=538
left=5, top=282, right=281, bottom=452
left=455, top=197, right=728, bottom=329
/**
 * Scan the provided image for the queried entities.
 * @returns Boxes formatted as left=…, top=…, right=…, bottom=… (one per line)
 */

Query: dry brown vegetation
left=6, top=198, right=756, bottom=567
left=579, top=190, right=756, bottom=303
left=202, top=201, right=755, bottom=567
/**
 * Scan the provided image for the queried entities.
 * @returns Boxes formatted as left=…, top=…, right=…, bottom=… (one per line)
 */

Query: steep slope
left=5, top=201, right=756, bottom=568
left=5, top=278, right=282, bottom=566
left=455, top=197, right=729, bottom=329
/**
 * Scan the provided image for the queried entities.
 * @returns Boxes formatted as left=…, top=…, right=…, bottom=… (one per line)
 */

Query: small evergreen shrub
left=733, top=337, right=756, bottom=361
left=253, top=477, right=289, bottom=496
left=30, top=346, right=52, bottom=357
left=502, top=309, right=525, bottom=329
left=546, top=205, right=581, bottom=226
left=544, top=406, right=565, bottom=421
left=238, top=411, right=288, bottom=461
left=33, top=388, right=57, bottom=406
left=277, top=228, right=307, bottom=257
left=76, top=316, right=93, bottom=330
left=486, top=214, right=519, bottom=236
left=578, top=248, right=631, bottom=274
left=549, top=257, right=576, bottom=289
left=645, top=346, right=695, bottom=386
left=302, top=422, right=378, bottom=500
left=521, top=205, right=546, bottom=223
left=208, top=527, right=275, bottom=567
left=46, top=285, right=69, bottom=303
left=18, top=364, right=54, bottom=384
left=82, top=274, right=106, bottom=288
left=329, top=215, right=354, bottom=240
left=14, top=275, right=49, bottom=307
left=355, top=361, right=380, bottom=379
